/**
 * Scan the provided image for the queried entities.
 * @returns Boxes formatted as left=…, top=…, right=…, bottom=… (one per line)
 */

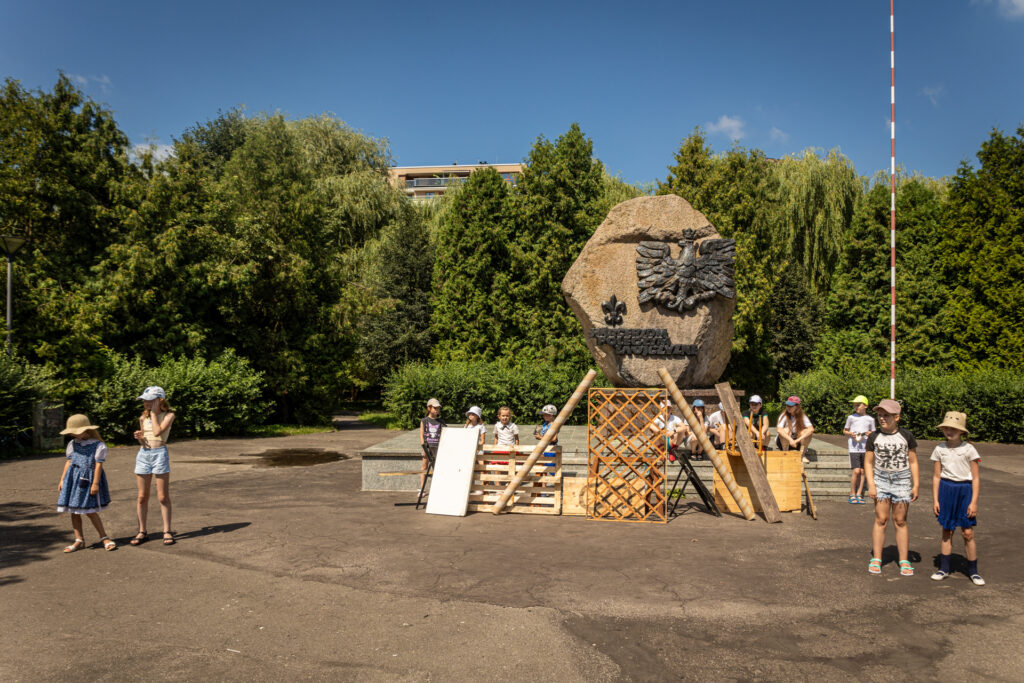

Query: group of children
left=656, top=391, right=984, bottom=584
left=56, top=386, right=177, bottom=552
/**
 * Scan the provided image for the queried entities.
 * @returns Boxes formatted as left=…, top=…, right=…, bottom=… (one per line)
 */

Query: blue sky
left=2, top=1, right=1022, bottom=185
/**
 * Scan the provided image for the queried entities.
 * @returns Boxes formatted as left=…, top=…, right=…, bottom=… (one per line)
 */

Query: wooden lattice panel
left=586, top=388, right=667, bottom=523
left=467, top=445, right=562, bottom=515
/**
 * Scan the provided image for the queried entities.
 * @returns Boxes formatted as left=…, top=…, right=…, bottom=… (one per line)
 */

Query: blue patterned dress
left=57, top=440, right=111, bottom=514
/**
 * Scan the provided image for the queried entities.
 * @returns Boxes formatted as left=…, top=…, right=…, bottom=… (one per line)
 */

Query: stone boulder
left=561, top=194, right=735, bottom=387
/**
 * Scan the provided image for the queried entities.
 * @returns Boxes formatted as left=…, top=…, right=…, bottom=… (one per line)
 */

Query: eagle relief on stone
left=635, top=228, right=736, bottom=312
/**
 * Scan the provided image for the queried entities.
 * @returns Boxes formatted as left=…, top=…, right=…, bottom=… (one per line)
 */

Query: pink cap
left=874, top=398, right=902, bottom=415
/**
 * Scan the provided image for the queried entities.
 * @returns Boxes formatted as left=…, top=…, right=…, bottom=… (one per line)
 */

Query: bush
left=83, top=350, right=270, bottom=441
left=384, top=360, right=608, bottom=430
left=0, top=354, right=52, bottom=449
left=781, top=366, right=1024, bottom=442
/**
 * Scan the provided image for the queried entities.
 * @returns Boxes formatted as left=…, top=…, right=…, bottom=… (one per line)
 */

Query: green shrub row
left=384, top=360, right=609, bottom=430
left=780, top=366, right=1024, bottom=443
left=81, top=350, right=270, bottom=442
left=0, top=354, right=52, bottom=449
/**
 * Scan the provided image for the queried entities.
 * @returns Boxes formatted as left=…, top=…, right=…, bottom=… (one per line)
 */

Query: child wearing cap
left=843, top=396, right=876, bottom=504
left=776, top=396, right=814, bottom=463
left=56, top=414, right=115, bottom=552
left=420, top=399, right=446, bottom=491
left=742, top=395, right=770, bottom=451
left=682, top=399, right=709, bottom=460
left=930, top=411, right=984, bottom=585
left=532, top=404, right=559, bottom=445
left=464, top=406, right=486, bottom=448
left=652, top=398, right=684, bottom=461
left=131, top=386, right=177, bottom=546
left=864, top=398, right=919, bottom=576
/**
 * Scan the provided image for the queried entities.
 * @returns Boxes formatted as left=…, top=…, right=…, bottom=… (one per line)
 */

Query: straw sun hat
left=937, top=411, right=969, bottom=435
left=59, top=414, right=100, bottom=436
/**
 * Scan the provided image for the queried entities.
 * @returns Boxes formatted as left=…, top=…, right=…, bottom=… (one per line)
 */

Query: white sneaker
left=801, top=456, right=810, bottom=464
left=930, top=570, right=949, bottom=581
left=970, top=574, right=986, bottom=586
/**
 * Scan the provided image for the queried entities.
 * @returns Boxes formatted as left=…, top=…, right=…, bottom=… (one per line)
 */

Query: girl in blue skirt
left=930, top=411, right=983, bottom=585
left=56, top=414, right=114, bottom=552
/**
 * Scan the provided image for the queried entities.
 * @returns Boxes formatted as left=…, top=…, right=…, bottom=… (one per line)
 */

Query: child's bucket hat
left=466, top=406, right=482, bottom=418
left=937, top=411, right=969, bottom=435
left=60, top=414, right=100, bottom=436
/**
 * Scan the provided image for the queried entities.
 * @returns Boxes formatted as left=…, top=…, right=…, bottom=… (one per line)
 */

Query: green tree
left=430, top=168, right=512, bottom=360
left=0, top=75, right=139, bottom=386
left=499, top=123, right=607, bottom=371
left=940, top=126, right=1024, bottom=370
left=768, top=262, right=821, bottom=379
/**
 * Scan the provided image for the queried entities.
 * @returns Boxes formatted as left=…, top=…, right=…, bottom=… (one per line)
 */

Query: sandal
left=899, top=560, right=914, bottom=576
left=63, top=539, right=85, bottom=553
left=130, top=531, right=149, bottom=546
left=162, top=531, right=176, bottom=546
left=101, top=536, right=117, bottom=551
left=930, top=570, right=949, bottom=581
left=868, top=558, right=882, bottom=575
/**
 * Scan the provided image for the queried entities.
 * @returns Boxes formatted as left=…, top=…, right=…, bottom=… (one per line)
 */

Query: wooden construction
left=586, top=388, right=667, bottom=523
left=490, top=369, right=597, bottom=513
left=712, top=450, right=803, bottom=514
left=560, top=477, right=588, bottom=516
left=468, top=444, right=562, bottom=515
left=659, top=368, right=757, bottom=521
left=715, top=382, right=782, bottom=523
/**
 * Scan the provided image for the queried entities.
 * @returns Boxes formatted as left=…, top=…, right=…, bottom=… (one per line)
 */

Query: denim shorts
left=874, top=468, right=912, bottom=504
left=135, top=446, right=170, bottom=475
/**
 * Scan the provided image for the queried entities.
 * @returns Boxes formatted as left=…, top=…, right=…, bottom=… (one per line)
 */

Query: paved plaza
left=2, top=418, right=1023, bottom=681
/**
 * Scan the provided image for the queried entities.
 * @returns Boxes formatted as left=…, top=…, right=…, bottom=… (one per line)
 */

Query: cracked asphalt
left=2, top=419, right=1023, bottom=681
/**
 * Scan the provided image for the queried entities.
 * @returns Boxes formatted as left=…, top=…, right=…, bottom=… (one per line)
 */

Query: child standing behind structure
left=420, top=398, right=445, bottom=492
left=494, top=406, right=519, bottom=447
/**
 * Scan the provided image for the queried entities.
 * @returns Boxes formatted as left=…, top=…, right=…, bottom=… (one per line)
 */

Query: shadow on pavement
left=0, top=501, right=67, bottom=570
left=173, top=522, right=251, bottom=541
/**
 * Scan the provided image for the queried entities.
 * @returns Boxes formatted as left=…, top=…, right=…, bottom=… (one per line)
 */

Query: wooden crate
left=713, top=450, right=803, bottom=514
left=467, top=445, right=562, bottom=515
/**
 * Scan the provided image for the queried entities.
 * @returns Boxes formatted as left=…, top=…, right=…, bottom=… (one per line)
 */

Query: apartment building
left=389, top=162, right=522, bottom=202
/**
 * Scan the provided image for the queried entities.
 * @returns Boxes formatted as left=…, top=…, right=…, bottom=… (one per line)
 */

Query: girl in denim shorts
left=864, top=399, right=919, bottom=577
left=130, top=386, right=177, bottom=546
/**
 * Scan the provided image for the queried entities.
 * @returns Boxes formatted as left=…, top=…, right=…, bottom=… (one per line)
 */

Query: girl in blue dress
left=56, top=414, right=115, bottom=552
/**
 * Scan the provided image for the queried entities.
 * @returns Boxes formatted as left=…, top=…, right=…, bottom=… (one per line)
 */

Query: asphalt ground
left=2, top=420, right=1023, bottom=681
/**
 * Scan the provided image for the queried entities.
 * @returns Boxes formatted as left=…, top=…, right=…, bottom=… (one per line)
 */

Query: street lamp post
left=0, top=235, right=27, bottom=355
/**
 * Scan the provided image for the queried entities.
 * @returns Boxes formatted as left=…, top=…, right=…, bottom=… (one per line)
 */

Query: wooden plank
left=379, top=469, right=427, bottom=477
left=714, top=382, right=782, bottom=523
left=425, top=428, right=480, bottom=516
left=659, top=369, right=756, bottom=521
left=713, top=451, right=801, bottom=513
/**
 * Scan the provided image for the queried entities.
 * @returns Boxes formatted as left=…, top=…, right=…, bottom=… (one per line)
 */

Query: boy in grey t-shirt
left=843, top=395, right=876, bottom=504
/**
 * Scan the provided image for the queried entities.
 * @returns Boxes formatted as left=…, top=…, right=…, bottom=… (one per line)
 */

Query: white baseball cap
left=749, top=395, right=763, bottom=404
left=138, top=386, right=165, bottom=401
left=541, top=404, right=557, bottom=416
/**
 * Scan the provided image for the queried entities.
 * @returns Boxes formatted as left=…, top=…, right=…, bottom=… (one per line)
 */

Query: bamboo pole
left=658, top=368, right=756, bottom=521
left=490, top=369, right=597, bottom=514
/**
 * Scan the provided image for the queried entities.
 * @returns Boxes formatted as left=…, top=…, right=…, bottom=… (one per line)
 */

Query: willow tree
left=772, top=150, right=860, bottom=293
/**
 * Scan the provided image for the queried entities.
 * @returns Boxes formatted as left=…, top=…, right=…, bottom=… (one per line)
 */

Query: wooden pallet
left=713, top=449, right=803, bottom=514
left=467, top=444, right=562, bottom=515
left=586, top=388, right=668, bottom=523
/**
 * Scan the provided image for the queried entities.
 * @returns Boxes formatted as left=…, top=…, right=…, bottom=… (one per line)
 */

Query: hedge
left=0, top=354, right=52, bottom=449
left=384, top=360, right=609, bottom=430
left=780, top=366, right=1024, bottom=442
left=81, top=350, right=270, bottom=441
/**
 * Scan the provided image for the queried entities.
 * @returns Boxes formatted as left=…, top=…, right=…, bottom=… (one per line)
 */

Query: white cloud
left=921, top=84, right=945, bottom=107
left=131, top=142, right=176, bottom=163
left=706, top=115, right=745, bottom=140
left=971, top=0, right=1024, bottom=18
left=67, top=73, right=113, bottom=93
left=769, top=126, right=789, bottom=143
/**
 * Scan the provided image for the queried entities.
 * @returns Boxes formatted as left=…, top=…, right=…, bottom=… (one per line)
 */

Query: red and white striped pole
left=889, top=0, right=897, bottom=400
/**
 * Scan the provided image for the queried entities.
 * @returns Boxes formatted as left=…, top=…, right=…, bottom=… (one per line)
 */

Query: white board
left=425, top=428, right=480, bottom=516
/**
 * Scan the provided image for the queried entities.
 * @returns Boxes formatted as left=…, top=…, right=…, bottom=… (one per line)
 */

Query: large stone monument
left=562, top=195, right=736, bottom=387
